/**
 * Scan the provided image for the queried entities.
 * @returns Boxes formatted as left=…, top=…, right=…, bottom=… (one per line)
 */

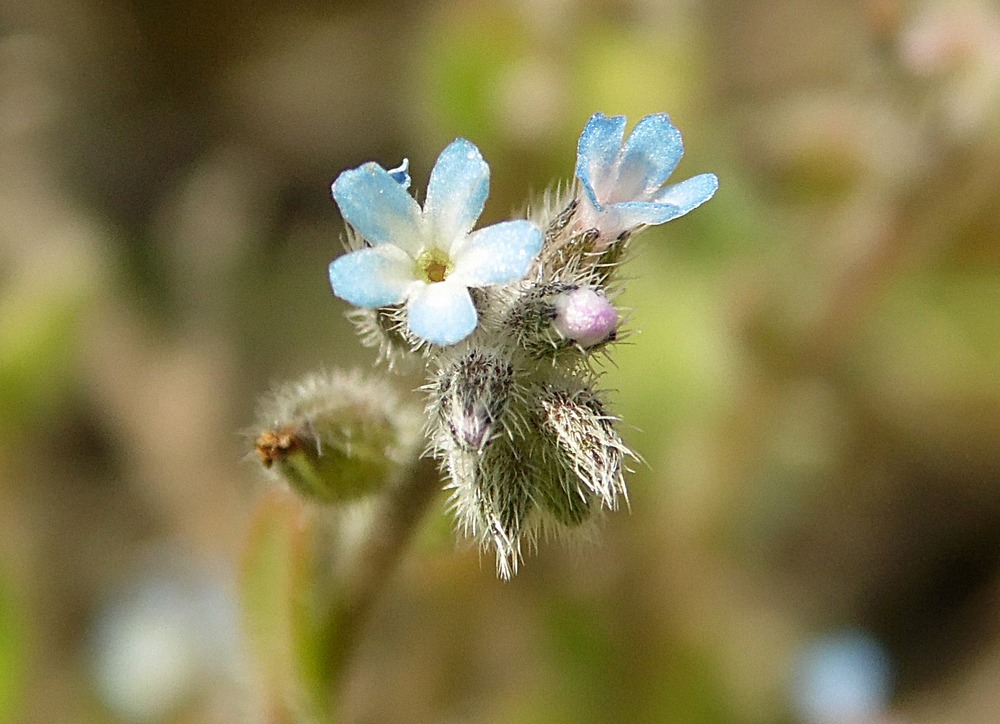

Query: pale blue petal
left=575, top=113, right=627, bottom=210
left=406, top=281, right=478, bottom=346
left=387, top=158, right=411, bottom=189
left=576, top=113, right=627, bottom=179
left=331, top=162, right=422, bottom=252
left=653, top=173, right=719, bottom=213
left=424, top=138, right=489, bottom=246
left=615, top=113, right=684, bottom=200
left=328, top=246, right=413, bottom=308
left=450, top=220, right=542, bottom=287
left=604, top=200, right=685, bottom=230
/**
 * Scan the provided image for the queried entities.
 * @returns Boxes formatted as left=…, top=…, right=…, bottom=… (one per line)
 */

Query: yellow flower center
left=415, top=248, right=453, bottom=284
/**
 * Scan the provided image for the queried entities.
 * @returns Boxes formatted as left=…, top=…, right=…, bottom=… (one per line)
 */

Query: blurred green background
left=2, top=0, right=999, bottom=721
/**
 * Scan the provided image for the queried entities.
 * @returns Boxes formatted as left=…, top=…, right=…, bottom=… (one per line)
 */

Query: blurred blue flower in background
left=89, top=553, right=247, bottom=722
left=574, top=112, right=719, bottom=242
left=329, top=138, right=542, bottom=346
left=791, top=628, right=894, bottom=724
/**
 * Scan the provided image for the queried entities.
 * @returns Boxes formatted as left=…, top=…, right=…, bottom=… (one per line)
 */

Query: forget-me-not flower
left=262, top=111, right=719, bottom=578
left=574, top=112, right=718, bottom=243
left=329, top=139, right=543, bottom=346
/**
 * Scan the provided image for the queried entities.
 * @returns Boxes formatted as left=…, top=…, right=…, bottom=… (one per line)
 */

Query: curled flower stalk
left=253, top=112, right=717, bottom=581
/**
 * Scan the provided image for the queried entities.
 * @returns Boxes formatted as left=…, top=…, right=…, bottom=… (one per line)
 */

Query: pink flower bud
left=552, top=288, right=618, bottom=347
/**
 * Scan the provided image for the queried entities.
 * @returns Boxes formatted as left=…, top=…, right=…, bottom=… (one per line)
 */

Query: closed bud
left=533, top=439, right=595, bottom=527
left=502, top=282, right=619, bottom=358
left=444, top=436, right=532, bottom=579
left=552, top=287, right=618, bottom=348
left=431, top=349, right=515, bottom=453
left=536, top=384, right=630, bottom=509
left=500, top=282, right=571, bottom=356
left=252, top=370, right=422, bottom=503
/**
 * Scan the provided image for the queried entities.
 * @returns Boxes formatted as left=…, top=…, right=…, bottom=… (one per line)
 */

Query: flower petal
left=602, top=200, right=685, bottom=230
left=387, top=158, right=411, bottom=189
left=424, top=138, right=490, bottom=248
left=575, top=113, right=627, bottom=209
left=614, top=113, right=684, bottom=201
left=328, top=246, right=414, bottom=308
left=450, top=220, right=542, bottom=287
left=653, top=173, right=719, bottom=214
left=331, top=162, right=423, bottom=252
left=406, top=281, right=478, bottom=346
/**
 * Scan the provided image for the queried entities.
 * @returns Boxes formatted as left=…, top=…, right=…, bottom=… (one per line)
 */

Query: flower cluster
left=323, top=112, right=717, bottom=577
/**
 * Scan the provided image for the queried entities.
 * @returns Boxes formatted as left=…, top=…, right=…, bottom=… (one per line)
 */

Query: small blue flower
left=575, top=112, right=718, bottom=240
left=329, top=139, right=543, bottom=346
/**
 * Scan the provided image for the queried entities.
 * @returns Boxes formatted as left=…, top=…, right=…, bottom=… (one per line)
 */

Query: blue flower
left=574, top=112, right=718, bottom=240
left=329, top=139, right=543, bottom=346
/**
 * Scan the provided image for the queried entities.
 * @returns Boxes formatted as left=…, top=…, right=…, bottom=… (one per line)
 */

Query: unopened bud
left=252, top=370, right=421, bottom=503
left=552, top=287, right=618, bottom=348
left=537, top=384, right=629, bottom=509
left=444, top=436, right=531, bottom=580
left=433, top=349, right=514, bottom=452
left=535, top=452, right=595, bottom=527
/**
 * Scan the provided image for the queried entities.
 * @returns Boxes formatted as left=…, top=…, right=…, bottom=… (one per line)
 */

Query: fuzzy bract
left=329, top=139, right=543, bottom=346
left=574, top=112, right=719, bottom=239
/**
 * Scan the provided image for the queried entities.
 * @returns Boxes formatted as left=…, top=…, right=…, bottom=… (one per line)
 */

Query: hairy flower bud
left=552, top=287, right=618, bottom=348
left=532, top=437, right=596, bottom=527
left=536, top=384, right=630, bottom=509
left=445, top=437, right=532, bottom=579
left=500, top=281, right=620, bottom=360
left=252, top=370, right=422, bottom=503
left=431, top=349, right=515, bottom=452
left=500, top=282, right=573, bottom=356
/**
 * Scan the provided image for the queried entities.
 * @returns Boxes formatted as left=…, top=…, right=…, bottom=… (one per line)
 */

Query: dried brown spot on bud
left=254, top=427, right=305, bottom=468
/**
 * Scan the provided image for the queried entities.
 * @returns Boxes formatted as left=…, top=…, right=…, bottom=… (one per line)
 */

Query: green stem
left=308, top=456, right=441, bottom=716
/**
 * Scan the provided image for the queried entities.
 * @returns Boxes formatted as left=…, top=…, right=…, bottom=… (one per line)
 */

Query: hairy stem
left=311, top=455, right=441, bottom=713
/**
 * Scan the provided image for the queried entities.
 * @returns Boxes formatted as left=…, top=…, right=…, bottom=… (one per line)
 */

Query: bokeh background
left=2, top=0, right=999, bottom=721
